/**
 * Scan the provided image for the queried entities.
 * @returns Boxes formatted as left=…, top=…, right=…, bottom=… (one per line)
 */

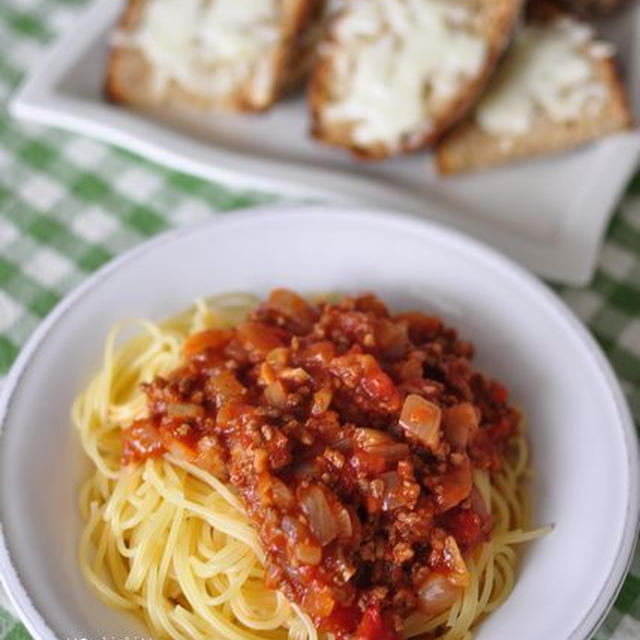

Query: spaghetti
left=74, top=293, right=546, bottom=640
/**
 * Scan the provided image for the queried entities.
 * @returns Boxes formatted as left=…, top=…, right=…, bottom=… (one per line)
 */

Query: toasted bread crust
left=436, top=9, right=634, bottom=174
left=282, top=0, right=333, bottom=92
left=546, top=0, right=633, bottom=15
left=106, top=0, right=318, bottom=113
left=309, top=0, right=526, bottom=160
left=105, top=0, right=145, bottom=105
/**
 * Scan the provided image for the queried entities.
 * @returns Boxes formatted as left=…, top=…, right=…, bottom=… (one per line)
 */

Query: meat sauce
left=122, top=290, right=519, bottom=639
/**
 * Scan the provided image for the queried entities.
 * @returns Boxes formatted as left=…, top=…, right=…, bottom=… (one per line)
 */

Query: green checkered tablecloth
left=0, top=1, right=638, bottom=639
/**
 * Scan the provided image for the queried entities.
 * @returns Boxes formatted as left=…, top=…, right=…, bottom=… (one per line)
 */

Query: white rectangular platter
left=10, top=0, right=640, bottom=285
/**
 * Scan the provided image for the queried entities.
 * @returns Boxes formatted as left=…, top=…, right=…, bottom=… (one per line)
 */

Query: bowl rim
left=0, top=204, right=638, bottom=640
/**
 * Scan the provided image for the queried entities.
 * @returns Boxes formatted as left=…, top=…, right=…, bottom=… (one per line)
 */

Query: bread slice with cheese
left=436, top=3, right=633, bottom=174
left=106, top=0, right=322, bottom=113
left=309, top=0, right=525, bottom=159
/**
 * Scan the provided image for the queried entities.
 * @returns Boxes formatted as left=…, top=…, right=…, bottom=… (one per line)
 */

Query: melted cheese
left=123, top=0, right=280, bottom=103
left=476, top=18, right=611, bottom=136
left=323, top=0, right=487, bottom=149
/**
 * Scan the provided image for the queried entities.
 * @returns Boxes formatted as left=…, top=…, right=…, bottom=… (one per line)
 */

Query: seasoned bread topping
left=120, top=0, right=281, bottom=103
left=476, top=17, right=613, bottom=136
left=322, top=0, right=488, bottom=149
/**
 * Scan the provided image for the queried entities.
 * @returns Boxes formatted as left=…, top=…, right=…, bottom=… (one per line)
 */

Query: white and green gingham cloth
left=0, top=1, right=638, bottom=639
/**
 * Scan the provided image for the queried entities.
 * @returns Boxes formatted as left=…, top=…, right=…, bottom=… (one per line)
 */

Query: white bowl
left=0, top=205, right=637, bottom=640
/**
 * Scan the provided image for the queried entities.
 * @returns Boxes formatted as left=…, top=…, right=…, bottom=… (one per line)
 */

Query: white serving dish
left=0, top=205, right=638, bottom=640
left=9, top=0, right=640, bottom=286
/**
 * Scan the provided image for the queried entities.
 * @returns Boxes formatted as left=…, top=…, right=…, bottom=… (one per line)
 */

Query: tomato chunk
left=354, top=607, right=399, bottom=640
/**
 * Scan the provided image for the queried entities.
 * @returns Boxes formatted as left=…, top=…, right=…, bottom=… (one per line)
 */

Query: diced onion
left=437, top=458, right=473, bottom=512
left=295, top=542, right=322, bottom=566
left=270, top=478, right=295, bottom=510
left=266, top=347, right=289, bottom=368
left=299, top=485, right=339, bottom=546
left=470, top=486, right=490, bottom=525
left=237, top=322, right=283, bottom=357
left=302, top=341, right=336, bottom=366
left=368, top=442, right=410, bottom=462
left=259, top=362, right=277, bottom=385
left=379, top=471, right=400, bottom=511
left=355, top=428, right=394, bottom=448
left=417, top=572, right=460, bottom=617
left=399, top=394, right=441, bottom=450
left=265, top=380, right=287, bottom=409
left=182, top=328, right=231, bottom=356
left=312, top=387, right=333, bottom=415
left=443, top=536, right=470, bottom=587
left=193, top=435, right=227, bottom=480
left=166, top=403, right=203, bottom=418
left=267, top=289, right=316, bottom=332
left=335, top=506, right=353, bottom=539
left=280, top=367, right=311, bottom=382
left=207, top=370, right=245, bottom=407
left=355, top=429, right=410, bottom=462
left=443, top=403, right=479, bottom=448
